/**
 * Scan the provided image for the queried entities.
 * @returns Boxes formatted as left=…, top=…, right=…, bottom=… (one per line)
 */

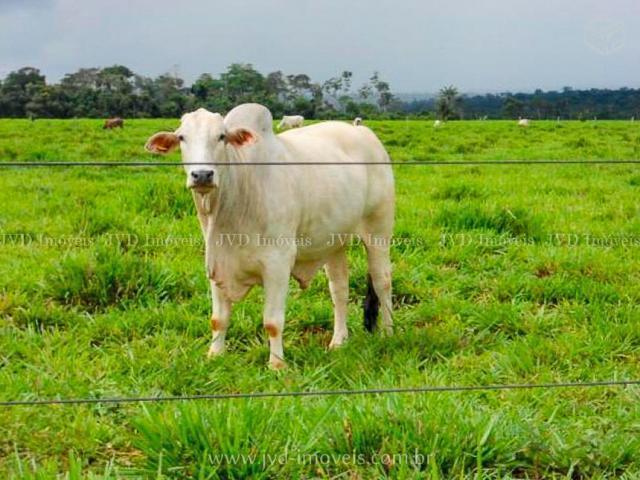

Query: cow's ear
left=145, top=132, right=180, bottom=154
left=225, top=128, right=256, bottom=148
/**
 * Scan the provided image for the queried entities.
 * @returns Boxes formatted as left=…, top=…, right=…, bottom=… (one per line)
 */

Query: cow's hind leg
left=208, top=283, right=232, bottom=357
left=325, top=249, right=349, bottom=348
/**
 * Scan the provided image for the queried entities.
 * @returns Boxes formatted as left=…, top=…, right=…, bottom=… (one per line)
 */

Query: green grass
left=0, top=119, right=639, bottom=478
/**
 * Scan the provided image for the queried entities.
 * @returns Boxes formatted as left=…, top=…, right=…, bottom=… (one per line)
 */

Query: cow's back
left=275, top=121, right=394, bottom=252
left=278, top=121, right=387, bottom=163
left=278, top=121, right=394, bottom=213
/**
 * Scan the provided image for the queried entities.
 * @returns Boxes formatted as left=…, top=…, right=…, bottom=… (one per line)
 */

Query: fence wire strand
left=1, top=160, right=640, bottom=167
left=1, top=379, right=638, bottom=408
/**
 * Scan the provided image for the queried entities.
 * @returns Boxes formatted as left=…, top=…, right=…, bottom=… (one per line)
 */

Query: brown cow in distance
left=103, top=117, right=124, bottom=129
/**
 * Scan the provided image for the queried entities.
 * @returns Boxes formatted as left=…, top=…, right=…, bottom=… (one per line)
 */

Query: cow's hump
left=225, top=103, right=275, bottom=138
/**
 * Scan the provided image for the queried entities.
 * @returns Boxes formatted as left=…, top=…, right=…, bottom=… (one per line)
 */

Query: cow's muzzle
left=190, top=169, right=215, bottom=191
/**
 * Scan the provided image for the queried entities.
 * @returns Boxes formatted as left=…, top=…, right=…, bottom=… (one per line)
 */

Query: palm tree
left=436, top=85, right=461, bottom=120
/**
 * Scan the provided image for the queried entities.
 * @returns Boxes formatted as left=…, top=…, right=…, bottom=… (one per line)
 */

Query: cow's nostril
left=191, top=170, right=214, bottom=186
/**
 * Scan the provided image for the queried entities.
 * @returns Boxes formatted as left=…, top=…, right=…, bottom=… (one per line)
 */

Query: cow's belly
left=211, top=270, right=260, bottom=302
left=295, top=174, right=368, bottom=259
left=291, top=259, right=325, bottom=289
left=208, top=251, right=261, bottom=302
left=296, top=209, right=366, bottom=258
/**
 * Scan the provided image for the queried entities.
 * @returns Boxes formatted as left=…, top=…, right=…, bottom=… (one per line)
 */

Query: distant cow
left=145, top=104, right=395, bottom=369
left=433, top=120, right=443, bottom=128
left=353, top=117, right=363, bottom=126
left=517, top=117, right=530, bottom=127
left=278, top=115, right=304, bottom=130
left=103, top=117, right=124, bottom=129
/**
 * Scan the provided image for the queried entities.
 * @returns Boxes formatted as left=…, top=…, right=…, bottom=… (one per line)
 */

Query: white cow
left=353, top=117, right=363, bottom=126
left=518, top=117, right=530, bottom=127
left=433, top=120, right=443, bottom=128
left=145, top=104, right=395, bottom=369
left=278, top=114, right=304, bottom=130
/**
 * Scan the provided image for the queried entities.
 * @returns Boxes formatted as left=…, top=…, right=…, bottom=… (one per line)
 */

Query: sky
left=1, top=0, right=639, bottom=94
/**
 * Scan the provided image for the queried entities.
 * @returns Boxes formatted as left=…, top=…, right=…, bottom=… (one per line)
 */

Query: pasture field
left=1, top=119, right=640, bottom=478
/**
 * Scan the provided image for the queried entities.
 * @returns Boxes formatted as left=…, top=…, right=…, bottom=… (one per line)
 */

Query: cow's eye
left=219, top=133, right=225, bottom=141
left=178, top=135, right=185, bottom=142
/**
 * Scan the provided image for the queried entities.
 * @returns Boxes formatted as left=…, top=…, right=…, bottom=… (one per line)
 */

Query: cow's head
left=145, top=108, right=256, bottom=194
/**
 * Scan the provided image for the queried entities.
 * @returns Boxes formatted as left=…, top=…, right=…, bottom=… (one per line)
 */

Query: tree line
left=0, top=64, right=395, bottom=120
left=0, top=64, right=638, bottom=120
left=410, top=86, right=640, bottom=120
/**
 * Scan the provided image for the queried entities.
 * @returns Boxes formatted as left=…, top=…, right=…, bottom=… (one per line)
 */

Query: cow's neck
left=201, top=163, right=267, bottom=235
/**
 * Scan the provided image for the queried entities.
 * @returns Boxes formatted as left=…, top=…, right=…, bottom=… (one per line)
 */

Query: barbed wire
left=0, top=160, right=640, bottom=167
left=1, top=379, right=638, bottom=408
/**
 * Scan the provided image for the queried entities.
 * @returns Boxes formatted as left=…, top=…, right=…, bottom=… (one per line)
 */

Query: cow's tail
left=363, top=274, right=379, bottom=332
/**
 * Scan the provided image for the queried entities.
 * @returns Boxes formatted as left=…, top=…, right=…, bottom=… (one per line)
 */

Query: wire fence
left=1, top=157, right=638, bottom=408
left=1, top=159, right=640, bottom=167
left=1, top=380, right=638, bottom=408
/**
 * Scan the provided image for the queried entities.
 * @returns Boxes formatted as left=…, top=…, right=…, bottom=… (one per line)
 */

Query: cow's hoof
left=329, top=336, right=348, bottom=349
left=269, top=357, right=287, bottom=370
left=207, top=344, right=225, bottom=358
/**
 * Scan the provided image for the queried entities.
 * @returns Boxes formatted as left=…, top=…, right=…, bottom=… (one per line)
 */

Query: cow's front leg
left=262, top=264, right=291, bottom=370
left=208, top=282, right=232, bottom=357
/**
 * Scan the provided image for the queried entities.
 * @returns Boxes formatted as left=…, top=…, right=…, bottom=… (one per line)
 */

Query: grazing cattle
left=517, top=117, right=530, bottom=127
left=353, top=117, right=363, bottom=126
left=103, top=117, right=124, bottom=129
left=433, top=120, right=443, bottom=128
left=145, top=104, right=395, bottom=369
left=278, top=114, right=304, bottom=130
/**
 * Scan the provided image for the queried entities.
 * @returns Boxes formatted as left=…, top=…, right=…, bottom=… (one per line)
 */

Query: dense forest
left=407, top=87, right=640, bottom=120
left=1, top=64, right=639, bottom=120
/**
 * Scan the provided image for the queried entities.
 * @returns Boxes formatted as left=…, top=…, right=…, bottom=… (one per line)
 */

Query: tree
left=370, top=72, right=394, bottom=112
left=503, top=96, right=525, bottom=119
left=221, top=63, right=270, bottom=107
left=192, top=73, right=222, bottom=101
left=358, top=83, right=373, bottom=102
left=153, top=73, right=188, bottom=117
left=0, top=67, right=45, bottom=117
left=436, top=85, right=461, bottom=120
left=287, top=74, right=312, bottom=99
left=25, top=84, right=68, bottom=118
left=266, top=71, right=288, bottom=100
